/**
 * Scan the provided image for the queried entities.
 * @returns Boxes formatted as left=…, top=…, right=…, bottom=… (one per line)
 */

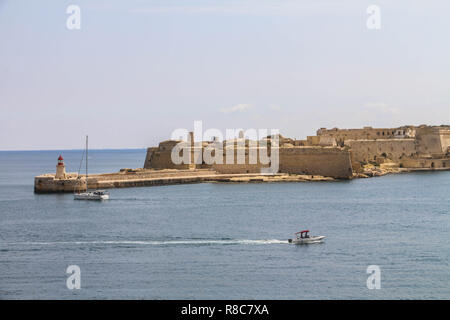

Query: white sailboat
left=74, top=135, right=109, bottom=200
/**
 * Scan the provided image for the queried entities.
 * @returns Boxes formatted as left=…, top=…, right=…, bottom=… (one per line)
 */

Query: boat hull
left=288, top=236, right=325, bottom=244
left=74, top=192, right=109, bottom=200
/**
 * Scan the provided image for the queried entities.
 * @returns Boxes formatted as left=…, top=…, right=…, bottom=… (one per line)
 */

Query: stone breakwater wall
left=34, top=166, right=450, bottom=193
left=35, top=169, right=214, bottom=193
left=34, top=169, right=336, bottom=194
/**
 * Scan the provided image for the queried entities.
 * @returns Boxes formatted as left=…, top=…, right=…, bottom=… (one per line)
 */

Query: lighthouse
left=55, top=155, right=67, bottom=179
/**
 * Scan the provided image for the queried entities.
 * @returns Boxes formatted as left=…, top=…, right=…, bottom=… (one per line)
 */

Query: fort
left=34, top=124, right=450, bottom=193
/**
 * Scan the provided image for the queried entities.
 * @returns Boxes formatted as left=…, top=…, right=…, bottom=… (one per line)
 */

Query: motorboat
left=288, top=230, right=325, bottom=244
left=74, top=190, right=109, bottom=200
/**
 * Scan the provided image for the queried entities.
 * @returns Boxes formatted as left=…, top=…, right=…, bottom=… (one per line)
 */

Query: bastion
left=34, top=125, right=450, bottom=193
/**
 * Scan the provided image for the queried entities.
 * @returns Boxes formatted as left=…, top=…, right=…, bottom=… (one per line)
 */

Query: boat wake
left=4, top=239, right=287, bottom=247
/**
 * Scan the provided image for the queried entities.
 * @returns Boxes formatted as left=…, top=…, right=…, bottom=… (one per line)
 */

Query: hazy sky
left=1, top=0, right=449, bottom=150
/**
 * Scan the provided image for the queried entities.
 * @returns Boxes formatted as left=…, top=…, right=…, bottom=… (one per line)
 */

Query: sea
left=0, top=149, right=448, bottom=299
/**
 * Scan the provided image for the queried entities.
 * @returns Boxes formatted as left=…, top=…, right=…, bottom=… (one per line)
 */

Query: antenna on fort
left=188, top=131, right=196, bottom=170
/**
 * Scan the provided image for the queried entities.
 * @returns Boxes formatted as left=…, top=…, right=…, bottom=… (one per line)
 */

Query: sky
left=1, top=0, right=449, bottom=150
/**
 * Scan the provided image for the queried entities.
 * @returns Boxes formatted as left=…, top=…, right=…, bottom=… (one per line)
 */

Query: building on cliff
left=314, top=125, right=450, bottom=171
left=143, top=125, right=450, bottom=178
left=34, top=125, right=450, bottom=193
left=144, top=131, right=354, bottom=179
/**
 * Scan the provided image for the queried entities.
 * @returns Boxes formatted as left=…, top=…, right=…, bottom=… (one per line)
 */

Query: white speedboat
left=74, top=190, right=109, bottom=200
left=288, top=230, right=325, bottom=244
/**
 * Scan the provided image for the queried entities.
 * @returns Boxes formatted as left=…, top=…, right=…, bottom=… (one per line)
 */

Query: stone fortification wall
left=142, top=125, right=450, bottom=177
left=399, top=158, right=450, bottom=169
left=212, top=147, right=270, bottom=174
left=144, top=139, right=211, bottom=170
left=415, top=127, right=450, bottom=155
left=345, top=139, right=417, bottom=163
left=144, top=144, right=190, bottom=170
left=144, top=142, right=353, bottom=178
left=440, top=129, right=450, bottom=153
left=305, top=135, right=337, bottom=146
left=316, top=126, right=415, bottom=145
left=279, top=147, right=353, bottom=179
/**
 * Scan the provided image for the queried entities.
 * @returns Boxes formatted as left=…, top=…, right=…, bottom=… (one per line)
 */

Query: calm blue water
left=0, top=150, right=449, bottom=299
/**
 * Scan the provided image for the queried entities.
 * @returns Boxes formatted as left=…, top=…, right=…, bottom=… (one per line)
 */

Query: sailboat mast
left=86, top=135, right=88, bottom=192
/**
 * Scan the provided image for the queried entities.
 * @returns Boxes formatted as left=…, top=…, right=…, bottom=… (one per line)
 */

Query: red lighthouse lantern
left=55, top=155, right=66, bottom=179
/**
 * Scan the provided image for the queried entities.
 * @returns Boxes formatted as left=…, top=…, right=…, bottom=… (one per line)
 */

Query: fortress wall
left=293, top=139, right=309, bottom=146
left=146, top=144, right=274, bottom=173
left=212, top=147, right=353, bottom=178
left=213, top=163, right=266, bottom=174
left=415, top=128, right=444, bottom=154
left=306, top=136, right=320, bottom=145
left=306, top=136, right=336, bottom=146
left=345, top=139, right=416, bottom=163
left=400, top=158, right=450, bottom=169
left=316, top=127, right=415, bottom=144
left=144, top=147, right=190, bottom=170
left=317, top=128, right=397, bottom=141
left=439, top=129, right=450, bottom=153
left=279, top=147, right=353, bottom=179
left=318, top=136, right=337, bottom=146
left=144, top=143, right=353, bottom=178
left=143, top=147, right=158, bottom=168
left=212, top=148, right=269, bottom=173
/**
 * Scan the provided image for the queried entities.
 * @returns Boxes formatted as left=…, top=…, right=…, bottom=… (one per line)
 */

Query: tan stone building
left=143, top=125, right=450, bottom=178
left=315, top=125, right=450, bottom=170
left=144, top=132, right=354, bottom=179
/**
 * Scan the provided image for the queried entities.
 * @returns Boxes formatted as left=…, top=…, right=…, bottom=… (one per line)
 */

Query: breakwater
left=34, top=168, right=335, bottom=193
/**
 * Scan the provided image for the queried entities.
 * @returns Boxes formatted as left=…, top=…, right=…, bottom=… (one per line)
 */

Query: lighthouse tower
left=55, top=155, right=67, bottom=179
